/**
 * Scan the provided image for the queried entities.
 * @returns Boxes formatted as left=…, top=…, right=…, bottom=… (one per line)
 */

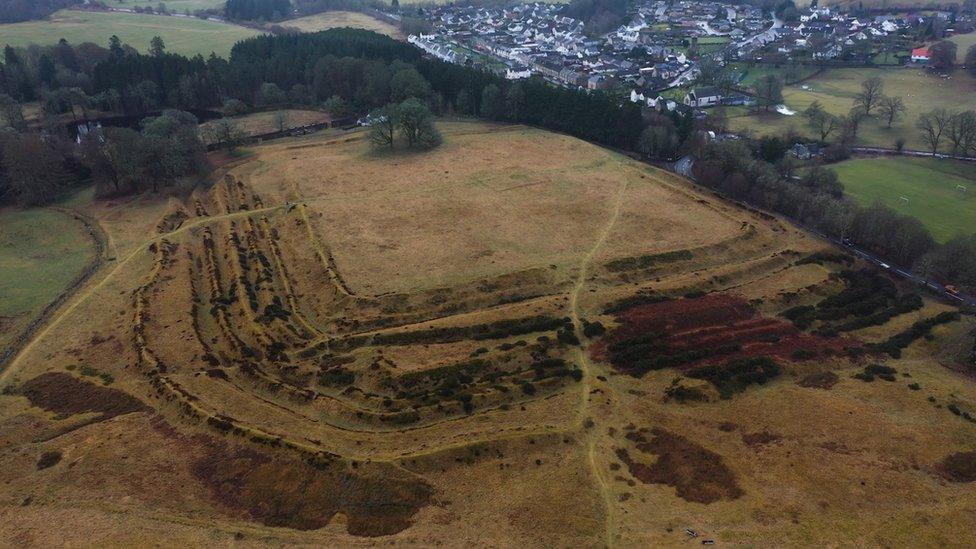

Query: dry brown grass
left=200, top=109, right=332, bottom=139
left=279, top=11, right=403, bottom=39
left=1, top=120, right=974, bottom=546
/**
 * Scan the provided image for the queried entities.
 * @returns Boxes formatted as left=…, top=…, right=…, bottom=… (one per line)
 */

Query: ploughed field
left=1, top=121, right=974, bottom=546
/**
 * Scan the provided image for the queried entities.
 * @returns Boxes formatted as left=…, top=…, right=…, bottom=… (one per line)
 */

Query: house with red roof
left=911, top=47, right=931, bottom=63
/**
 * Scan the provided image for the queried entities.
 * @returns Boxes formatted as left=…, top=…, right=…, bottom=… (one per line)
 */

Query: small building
left=911, top=47, right=931, bottom=63
left=790, top=142, right=821, bottom=159
left=684, top=86, right=722, bottom=108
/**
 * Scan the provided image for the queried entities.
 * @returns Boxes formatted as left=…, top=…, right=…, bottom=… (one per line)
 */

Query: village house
left=684, top=86, right=722, bottom=107
left=911, top=47, right=931, bottom=63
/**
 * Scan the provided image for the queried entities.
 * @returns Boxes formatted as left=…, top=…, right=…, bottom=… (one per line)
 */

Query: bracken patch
left=595, top=294, right=859, bottom=378
left=20, top=372, right=147, bottom=421
left=191, top=439, right=432, bottom=536
left=797, top=371, right=840, bottom=389
left=935, top=451, right=976, bottom=483
left=615, top=427, right=743, bottom=503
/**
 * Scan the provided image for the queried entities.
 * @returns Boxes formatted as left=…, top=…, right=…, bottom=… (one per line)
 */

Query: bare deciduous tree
left=917, top=108, right=952, bottom=154
left=878, top=96, right=906, bottom=128
left=853, top=77, right=884, bottom=115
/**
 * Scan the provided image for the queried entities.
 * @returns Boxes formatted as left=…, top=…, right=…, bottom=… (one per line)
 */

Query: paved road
left=669, top=156, right=976, bottom=308
left=851, top=146, right=976, bottom=162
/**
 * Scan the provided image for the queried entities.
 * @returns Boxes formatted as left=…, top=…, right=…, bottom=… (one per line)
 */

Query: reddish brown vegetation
left=798, top=371, right=840, bottom=389
left=936, top=451, right=976, bottom=483
left=191, top=439, right=431, bottom=536
left=615, top=427, right=743, bottom=504
left=20, top=372, right=147, bottom=421
left=595, top=294, right=859, bottom=376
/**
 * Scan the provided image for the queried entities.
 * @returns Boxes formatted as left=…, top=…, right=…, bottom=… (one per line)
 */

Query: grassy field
left=949, top=31, right=976, bottom=64
left=280, top=11, right=402, bottom=38
left=2, top=121, right=975, bottom=546
left=0, top=10, right=261, bottom=57
left=832, top=156, right=976, bottom=242
left=731, top=63, right=820, bottom=86
left=0, top=208, right=96, bottom=351
left=99, top=0, right=225, bottom=12
left=730, top=67, right=976, bottom=150
left=199, top=109, right=331, bottom=142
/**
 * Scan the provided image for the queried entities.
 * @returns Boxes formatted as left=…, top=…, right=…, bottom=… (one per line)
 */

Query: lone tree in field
left=368, top=105, right=397, bottom=150
left=272, top=110, right=289, bottom=132
left=754, top=75, right=783, bottom=112
left=929, top=40, right=958, bottom=70
left=805, top=101, right=840, bottom=141
left=853, top=77, right=884, bottom=115
left=967, top=45, right=976, bottom=78
left=397, top=98, right=441, bottom=150
left=917, top=108, right=952, bottom=154
left=878, top=96, right=906, bottom=128
left=841, top=107, right=866, bottom=143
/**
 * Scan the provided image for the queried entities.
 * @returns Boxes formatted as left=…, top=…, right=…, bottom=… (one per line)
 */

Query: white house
left=684, top=86, right=722, bottom=108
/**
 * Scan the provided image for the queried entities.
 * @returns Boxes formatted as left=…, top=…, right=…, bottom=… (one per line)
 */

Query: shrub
left=873, top=311, right=961, bottom=357
left=521, top=382, right=537, bottom=395
left=791, top=349, right=817, bottom=360
left=557, top=328, right=580, bottom=346
left=582, top=320, right=606, bottom=338
left=36, top=451, right=62, bottom=470
left=688, top=356, right=781, bottom=398
left=604, top=249, right=693, bottom=272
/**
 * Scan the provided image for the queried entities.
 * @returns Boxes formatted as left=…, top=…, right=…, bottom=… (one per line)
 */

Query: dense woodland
left=0, top=28, right=974, bottom=292
left=225, top=0, right=292, bottom=21
left=0, top=0, right=78, bottom=23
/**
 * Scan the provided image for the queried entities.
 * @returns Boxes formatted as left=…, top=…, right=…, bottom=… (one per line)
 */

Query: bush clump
left=604, top=249, right=693, bottom=272
left=853, top=363, right=897, bottom=382
left=688, top=356, right=781, bottom=398
left=872, top=311, right=961, bottom=358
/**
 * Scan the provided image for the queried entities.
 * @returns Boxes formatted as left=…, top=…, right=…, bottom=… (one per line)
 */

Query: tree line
left=0, top=29, right=672, bottom=205
left=0, top=0, right=78, bottom=23
left=693, top=139, right=976, bottom=293
left=1, top=109, right=209, bottom=205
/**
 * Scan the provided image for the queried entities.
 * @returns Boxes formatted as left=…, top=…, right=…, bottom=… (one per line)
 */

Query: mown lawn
left=0, top=208, right=97, bottom=349
left=832, top=156, right=976, bottom=243
left=0, top=10, right=261, bottom=57
left=729, top=67, right=976, bottom=150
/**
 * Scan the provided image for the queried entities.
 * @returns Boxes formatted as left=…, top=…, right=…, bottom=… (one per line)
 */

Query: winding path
left=569, top=179, right=628, bottom=549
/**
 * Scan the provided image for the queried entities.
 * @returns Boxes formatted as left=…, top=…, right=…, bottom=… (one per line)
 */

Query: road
left=850, top=146, right=976, bottom=162
left=670, top=156, right=976, bottom=308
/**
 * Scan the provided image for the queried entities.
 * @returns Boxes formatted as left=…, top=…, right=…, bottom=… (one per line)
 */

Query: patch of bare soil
left=19, top=372, right=147, bottom=421
left=190, top=438, right=432, bottom=536
left=616, top=427, right=743, bottom=504
left=797, top=371, right=840, bottom=389
left=935, top=451, right=976, bottom=483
